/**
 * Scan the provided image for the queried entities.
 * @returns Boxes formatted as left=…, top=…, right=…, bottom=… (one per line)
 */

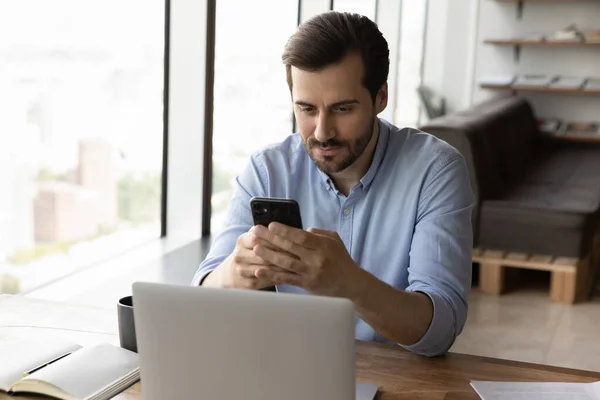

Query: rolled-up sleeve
left=402, top=152, right=475, bottom=356
left=191, top=154, right=269, bottom=286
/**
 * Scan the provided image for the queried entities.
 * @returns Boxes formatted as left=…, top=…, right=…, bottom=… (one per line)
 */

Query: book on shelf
left=549, top=76, right=586, bottom=90
left=513, top=74, right=557, bottom=88
left=564, top=121, right=600, bottom=136
left=0, top=338, right=139, bottom=400
left=479, top=74, right=515, bottom=87
left=546, top=24, right=584, bottom=42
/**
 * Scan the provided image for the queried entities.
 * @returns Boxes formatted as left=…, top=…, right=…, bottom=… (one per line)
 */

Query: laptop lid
left=132, top=282, right=356, bottom=400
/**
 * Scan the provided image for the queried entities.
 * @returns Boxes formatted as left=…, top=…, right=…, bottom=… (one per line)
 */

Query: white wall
left=423, top=0, right=600, bottom=120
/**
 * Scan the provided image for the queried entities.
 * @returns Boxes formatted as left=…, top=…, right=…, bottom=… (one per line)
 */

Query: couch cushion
left=479, top=146, right=600, bottom=257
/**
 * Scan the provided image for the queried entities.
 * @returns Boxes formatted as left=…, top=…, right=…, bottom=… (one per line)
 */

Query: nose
left=314, top=112, right=334, bottom=143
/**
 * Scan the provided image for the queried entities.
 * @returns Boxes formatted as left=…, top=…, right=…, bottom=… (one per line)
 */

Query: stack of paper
left=471, top=381, right=600, bottom=400
left=513, top=74, right=556, bottom=88
left=546, top=24, right=584, bottom=42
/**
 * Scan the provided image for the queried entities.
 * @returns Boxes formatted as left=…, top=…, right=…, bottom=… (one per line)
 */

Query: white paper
left=356, top=382, right=378, bottom=400
left=15, top=343, right=138, bottom=400
left=471, top=381, right=600, bottom=400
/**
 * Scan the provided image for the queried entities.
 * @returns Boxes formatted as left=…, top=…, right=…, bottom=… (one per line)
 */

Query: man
left=192, top=11, right=474, bottom=357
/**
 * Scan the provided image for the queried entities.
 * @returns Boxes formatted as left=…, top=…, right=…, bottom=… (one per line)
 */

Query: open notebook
left=0, top=338, right=138, bottom=400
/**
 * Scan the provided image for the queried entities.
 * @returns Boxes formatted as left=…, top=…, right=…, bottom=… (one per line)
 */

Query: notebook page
left=470, top=381, right=600, bottom=400
left=19, top=343, right=138, bottom=400
left=0, top=338, right=81, bottom=391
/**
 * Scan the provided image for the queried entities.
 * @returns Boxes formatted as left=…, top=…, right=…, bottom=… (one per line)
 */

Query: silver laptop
left=132, top=282, right=377, bottom=400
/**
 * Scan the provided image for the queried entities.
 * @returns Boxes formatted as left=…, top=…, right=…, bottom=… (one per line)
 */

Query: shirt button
left=343, top=208, right=351, bottom=216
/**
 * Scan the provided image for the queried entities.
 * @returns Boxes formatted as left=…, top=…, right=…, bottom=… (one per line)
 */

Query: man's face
left=290, top=52, right=387, bottom=174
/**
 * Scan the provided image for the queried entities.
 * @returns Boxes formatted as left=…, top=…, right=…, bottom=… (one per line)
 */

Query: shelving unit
left=482, top=0, right=600, bottom=143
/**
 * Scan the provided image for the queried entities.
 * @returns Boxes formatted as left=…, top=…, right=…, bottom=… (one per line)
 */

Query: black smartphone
left=250, top=197, right=302, bottom=293
left=250, top=197, right=303, bottom=229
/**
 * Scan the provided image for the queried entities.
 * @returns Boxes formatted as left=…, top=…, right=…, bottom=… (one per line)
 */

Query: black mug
left=117, top=295, right=137, bottom=353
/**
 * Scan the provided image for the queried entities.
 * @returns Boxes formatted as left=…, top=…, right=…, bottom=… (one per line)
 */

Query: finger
left=253, top=225, right=309, bottom=260
left=244, top=228, right=300, bottom=260
left=240, top=231, right=276, bottom=251
left=235, top=264, right=265, bottom=279
left=232, top=250, right=272, bottom=267
left=253, top=245, right=307, bottom=274
left=306, top=227, right=340, bottom=240
left=267, top=222, right=320, bottom=249
left=255, top=267, right=302, bottom=287
left=234, top=264, right=288, bottom=279
left=255, top=227, right=313, bottom=259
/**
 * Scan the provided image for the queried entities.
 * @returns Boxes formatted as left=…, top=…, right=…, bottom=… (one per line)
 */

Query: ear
left=375, top=82, right=388, bottom=115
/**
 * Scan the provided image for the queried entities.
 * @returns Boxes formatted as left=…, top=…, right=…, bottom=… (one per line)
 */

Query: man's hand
left=252, top=223, right=361, bottom=297
left=252, top=222, right=434, bottom=347
left=202, top=227, right=290, bottom=290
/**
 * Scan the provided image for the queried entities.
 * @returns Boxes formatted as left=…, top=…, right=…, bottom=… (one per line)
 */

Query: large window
left=207, top=0, right=429, bottom=234
left=394, top=1, right=428, bottom=127
left=211, top=0, right=298, bottom=232
left=0, top=0, right=165, bottom=294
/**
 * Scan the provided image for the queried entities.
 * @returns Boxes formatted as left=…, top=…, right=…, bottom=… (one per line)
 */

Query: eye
left=335, top=106, right=353, bottom=113
left=299, top=106, right=315, bottom=114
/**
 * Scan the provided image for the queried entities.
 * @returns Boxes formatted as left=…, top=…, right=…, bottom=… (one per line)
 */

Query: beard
left=303, top=115, right=376, bottom=174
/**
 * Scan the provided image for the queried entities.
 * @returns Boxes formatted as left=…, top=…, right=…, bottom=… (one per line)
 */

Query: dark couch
left=420, top=96, right=600, bottom=259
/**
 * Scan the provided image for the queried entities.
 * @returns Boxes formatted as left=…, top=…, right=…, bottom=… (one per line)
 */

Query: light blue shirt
left=193, top=118, right=475, bottom=357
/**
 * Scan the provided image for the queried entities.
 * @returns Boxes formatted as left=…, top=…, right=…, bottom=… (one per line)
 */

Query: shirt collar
left=360, top=118, right=389, bottom=192
left=315, top=118, right=390, bottom=193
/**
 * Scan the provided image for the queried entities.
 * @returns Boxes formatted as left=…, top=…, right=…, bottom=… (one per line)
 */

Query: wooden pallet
left=472, top=248, right=594, bottom=304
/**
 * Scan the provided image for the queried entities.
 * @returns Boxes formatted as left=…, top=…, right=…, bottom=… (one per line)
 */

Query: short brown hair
left=281, top=11, right=389, bottom=101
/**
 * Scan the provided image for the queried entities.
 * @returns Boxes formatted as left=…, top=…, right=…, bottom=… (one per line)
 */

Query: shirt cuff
left=191, top=269, right=214, bottom=286
left=400, top=290, right=455, bottom=357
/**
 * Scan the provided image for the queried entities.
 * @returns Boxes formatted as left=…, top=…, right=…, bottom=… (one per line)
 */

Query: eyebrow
left=294, top=99, right=360, bottom=108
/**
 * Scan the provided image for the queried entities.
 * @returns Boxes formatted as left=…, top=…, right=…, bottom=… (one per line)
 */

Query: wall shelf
left=485, top=39, right=600, bottom=47
left=485, top=39, right=600, bottom=60
left=480, top=85, right=600, bottom=94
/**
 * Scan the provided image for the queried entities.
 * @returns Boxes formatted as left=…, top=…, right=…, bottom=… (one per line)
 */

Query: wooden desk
left=2, top=295, right=599, bottom=400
